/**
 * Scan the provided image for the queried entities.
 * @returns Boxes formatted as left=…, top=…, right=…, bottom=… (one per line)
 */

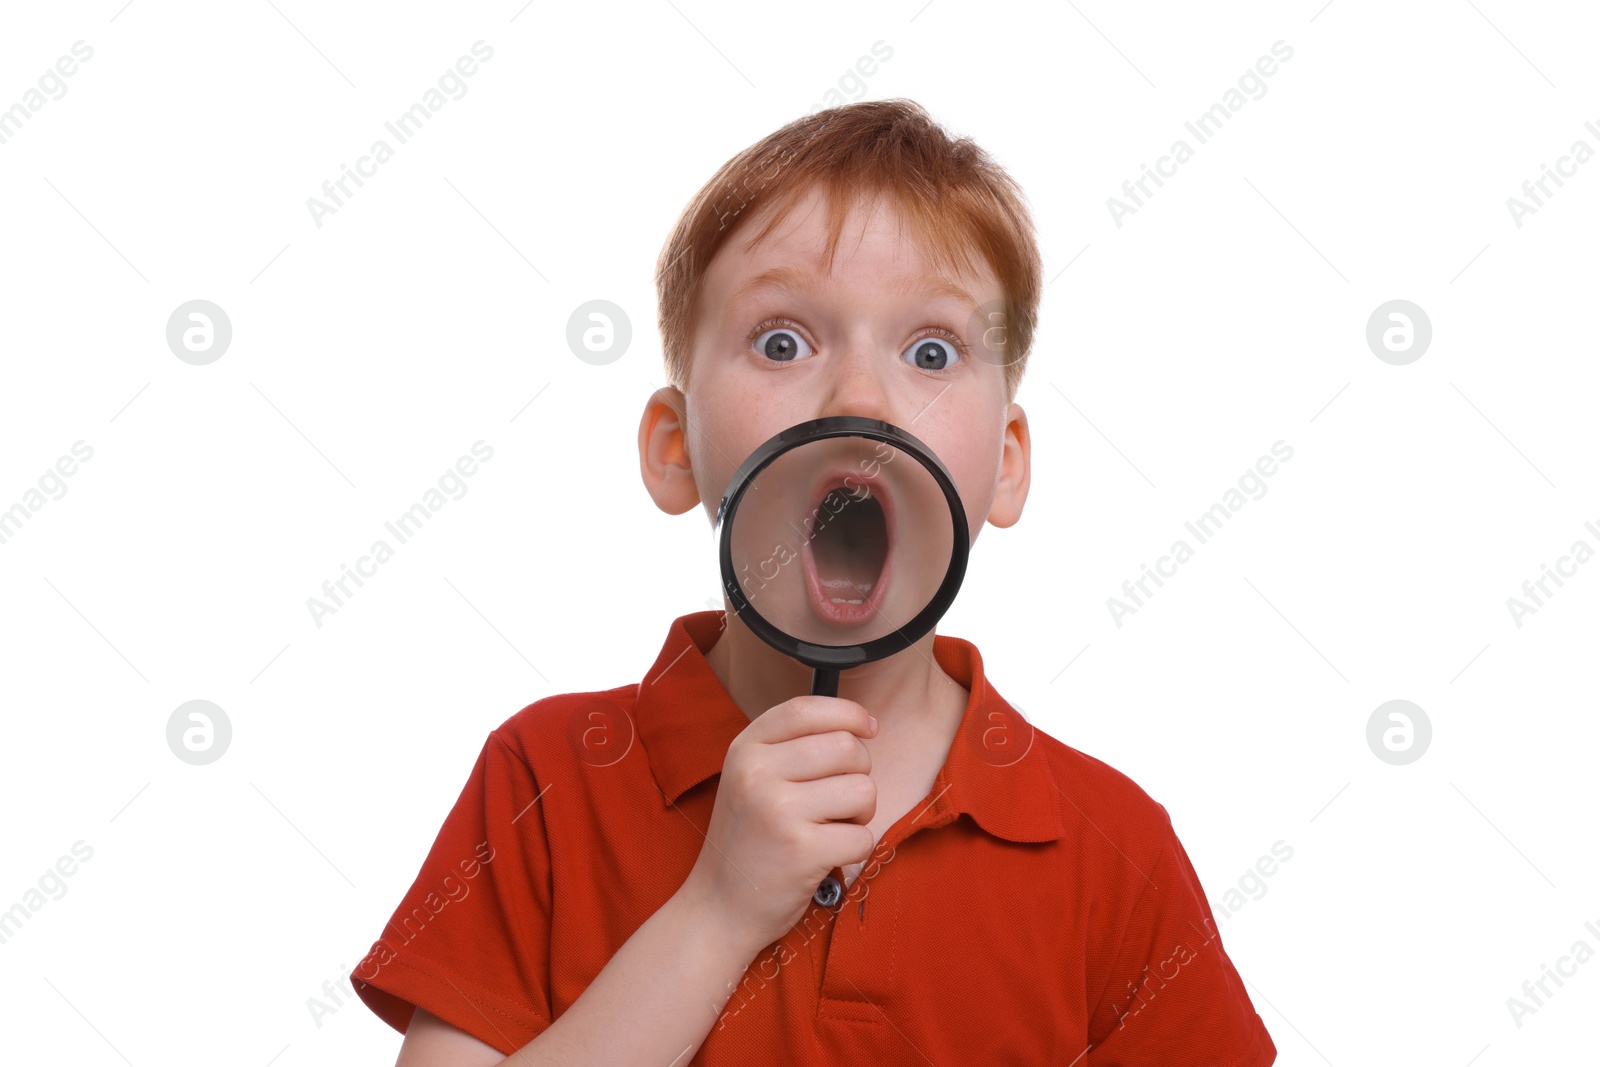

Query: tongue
left=812, top=487, right=887, bottom=604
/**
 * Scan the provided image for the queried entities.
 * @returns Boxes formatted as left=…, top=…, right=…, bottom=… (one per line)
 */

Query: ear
left=638, top=386, right=702, bottom=515
left=986, top=402, right=1030, bottom=528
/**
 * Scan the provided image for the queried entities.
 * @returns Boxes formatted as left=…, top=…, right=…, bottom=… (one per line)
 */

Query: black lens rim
left=714, top=416, right=970, bottom=670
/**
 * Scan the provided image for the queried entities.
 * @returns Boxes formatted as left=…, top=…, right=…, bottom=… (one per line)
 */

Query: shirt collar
left=633, top=610, right=1066, bottom=844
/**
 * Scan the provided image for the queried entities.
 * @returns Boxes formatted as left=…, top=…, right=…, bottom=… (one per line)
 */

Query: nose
left=821, top=344, right=894, bottom=424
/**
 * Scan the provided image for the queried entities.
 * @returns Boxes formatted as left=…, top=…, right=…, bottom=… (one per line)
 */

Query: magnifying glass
left=713, top=415, right=971, bottom=910
left=713, top=415, right=970, bottom=698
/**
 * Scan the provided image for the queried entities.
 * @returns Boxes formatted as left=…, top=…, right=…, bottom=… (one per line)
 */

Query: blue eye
left=753, top=326, right=813, bottom=362
left=903, top=336, right=959, bottom=371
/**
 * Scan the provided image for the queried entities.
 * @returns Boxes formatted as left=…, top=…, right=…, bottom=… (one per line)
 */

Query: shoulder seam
left=486, top=726, right=534, bottom=775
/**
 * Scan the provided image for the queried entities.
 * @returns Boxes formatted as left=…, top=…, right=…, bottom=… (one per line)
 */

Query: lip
left=797, top=463, right=896, bottom=628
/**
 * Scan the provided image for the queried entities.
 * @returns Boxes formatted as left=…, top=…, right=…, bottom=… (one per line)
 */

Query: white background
left=1, top=1, right=1596, bottom=1063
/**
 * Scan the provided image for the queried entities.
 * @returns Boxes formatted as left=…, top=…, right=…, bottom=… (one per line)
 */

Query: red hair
left=655, top=99, right=1042, bottom=401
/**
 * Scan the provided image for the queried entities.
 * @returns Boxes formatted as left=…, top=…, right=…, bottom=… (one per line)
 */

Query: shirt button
left=813, top=875, right=843, bottom=908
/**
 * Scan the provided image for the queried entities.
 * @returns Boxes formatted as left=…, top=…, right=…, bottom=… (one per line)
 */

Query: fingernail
left=869, top=715, right=878, bottom=731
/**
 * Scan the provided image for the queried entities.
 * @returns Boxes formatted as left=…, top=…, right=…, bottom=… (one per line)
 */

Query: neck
left=702, top=609, right=969, bottom=734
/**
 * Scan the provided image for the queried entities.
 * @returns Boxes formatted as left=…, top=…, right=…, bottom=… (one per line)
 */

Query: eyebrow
left=725, top=264, right=981, bottom=321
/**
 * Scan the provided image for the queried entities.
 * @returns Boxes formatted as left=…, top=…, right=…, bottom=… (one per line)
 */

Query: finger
left=813, top=820, right=879, bottom=867
left=770, top=729, right=872, bottom=783
left=791, top=773, right=877, bottom=826
left=752, top=695, right=876, bottom=746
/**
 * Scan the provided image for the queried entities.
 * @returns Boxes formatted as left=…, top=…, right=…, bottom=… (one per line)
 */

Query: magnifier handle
left=809, top=665, right=846, bottom=909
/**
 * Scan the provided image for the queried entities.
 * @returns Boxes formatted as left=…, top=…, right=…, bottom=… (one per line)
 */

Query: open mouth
left=798, top=469, right=895, bottom=627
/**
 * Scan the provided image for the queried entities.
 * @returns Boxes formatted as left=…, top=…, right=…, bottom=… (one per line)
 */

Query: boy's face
left=641, top=184, right=1030, bottom=609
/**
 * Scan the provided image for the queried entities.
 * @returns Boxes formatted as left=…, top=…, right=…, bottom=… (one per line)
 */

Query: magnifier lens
left=726, top=434, right=955, bottom=648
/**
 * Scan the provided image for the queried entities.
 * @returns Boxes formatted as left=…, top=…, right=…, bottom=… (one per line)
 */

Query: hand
left=678, top=695, right=878, bottom=952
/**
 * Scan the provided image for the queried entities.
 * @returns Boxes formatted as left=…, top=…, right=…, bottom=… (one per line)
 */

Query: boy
left=351, top=99, right=1277, bottom=1065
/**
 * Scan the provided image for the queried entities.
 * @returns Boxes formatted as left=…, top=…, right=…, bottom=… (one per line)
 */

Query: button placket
left=813, top=824, right=923, bottom=1017
left=813, top=783, right=962, bottom=1020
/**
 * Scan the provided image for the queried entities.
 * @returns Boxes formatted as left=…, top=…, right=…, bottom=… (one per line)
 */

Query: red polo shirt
left=352, top=610, right=1276, bottom=1064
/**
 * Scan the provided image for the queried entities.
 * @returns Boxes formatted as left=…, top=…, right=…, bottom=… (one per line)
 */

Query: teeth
left=821, top=578, right=871, bottom=605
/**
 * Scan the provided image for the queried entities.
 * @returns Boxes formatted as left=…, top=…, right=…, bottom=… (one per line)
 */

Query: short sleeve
left=1086, top=813, right=1276, bottom=1066
left=350, top=731, right=553, bottom=1054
